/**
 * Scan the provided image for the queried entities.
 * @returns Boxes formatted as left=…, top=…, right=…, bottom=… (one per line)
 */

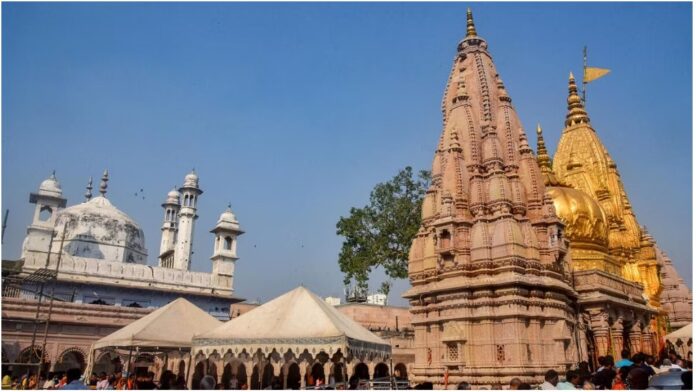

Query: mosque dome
left=165, top=188, right=180, bottom=204
left=183, top=171, right=199, bottom=188
left=38, top=173, right=62, bottom=197
left=53, top=196, right=147, bottom=264
left=546, top=186, right=609, bottom=248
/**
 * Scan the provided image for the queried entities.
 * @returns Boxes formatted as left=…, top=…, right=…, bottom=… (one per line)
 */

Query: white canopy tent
left=192, top=286, right=391, bottom=360
left=665, top=323, right=692, bottom=358
left=84, top=298, right=222, bottom=378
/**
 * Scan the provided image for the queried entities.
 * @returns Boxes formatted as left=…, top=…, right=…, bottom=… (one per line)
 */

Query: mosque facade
left=405, top=10, right=692, bottom=388
left=2, top=170, right=244, bottom=374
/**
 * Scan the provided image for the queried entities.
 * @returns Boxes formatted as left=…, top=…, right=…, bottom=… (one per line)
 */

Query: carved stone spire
left=566, top=72, right=590, bottom=127
left=536, top=123, right=551, bottom=170
left=99, top=170, right=109, bottom=197
left=466, top=8, right=477, bottom=37
left=84, top=177, right=93, bottom=201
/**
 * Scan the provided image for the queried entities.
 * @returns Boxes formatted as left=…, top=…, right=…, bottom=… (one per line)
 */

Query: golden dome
left=546, top=186, right=609, bottom=248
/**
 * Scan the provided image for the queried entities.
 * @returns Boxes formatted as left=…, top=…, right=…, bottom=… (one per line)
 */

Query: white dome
left=212, top=206, right=243, bottom=233
left=165, top=188, right=180, bottom=204
left=183, top=171, right=199, bottom=188
left=54, top=196, right=147, bottom=263
left=38, top=174, right=62, bottom=197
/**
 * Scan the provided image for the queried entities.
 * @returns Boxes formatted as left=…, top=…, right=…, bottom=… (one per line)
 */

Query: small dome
left=183, top=170, right=199, bottom=188
left=53, top=196, right=147, bottom=263
left=39, top=173, right=62, bottom=197
left=546, top=186, right=608, bottom=247
left=211, top=206, right=243, bottom=234
left=165, top=188, right=180, bottom=204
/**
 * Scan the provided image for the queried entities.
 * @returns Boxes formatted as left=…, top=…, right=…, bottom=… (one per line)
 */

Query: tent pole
left=184, top=351, right=192, bottom=388
left=126, top=347, right=133, bottom=377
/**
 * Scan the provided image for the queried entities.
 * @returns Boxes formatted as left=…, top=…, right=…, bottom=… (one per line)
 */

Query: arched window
left=39, top=206, right=53, bottom=222
left=224, top=236, right=233, bottom=251
left=183, top=195, right=190, bottom=207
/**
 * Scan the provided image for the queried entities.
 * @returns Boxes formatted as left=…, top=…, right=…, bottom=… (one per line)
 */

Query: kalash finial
left=466, top=8, right=477, bottom=37
left=84, top=177, right=93, bottom=201
left=99, top=170, right=109, bottom=197
left=566, top=72, right=590, bottom=127
left=536, top=123, right=552, bottom=170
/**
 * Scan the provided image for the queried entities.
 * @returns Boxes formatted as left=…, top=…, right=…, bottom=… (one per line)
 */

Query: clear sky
left=2, top=2, right=691, bottom=306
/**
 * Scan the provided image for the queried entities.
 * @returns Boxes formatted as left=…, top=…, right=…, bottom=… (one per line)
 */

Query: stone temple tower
left=403, top=10, right=578, bottom=387
left=173, top=171, right=203, bottom=270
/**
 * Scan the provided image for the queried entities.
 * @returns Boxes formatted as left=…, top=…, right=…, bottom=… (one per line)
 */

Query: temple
left=403, top=9, right=578, bottom=387
left=538, top=72, right=692, bottom=357
left=404, top=9, right=691, bottom=388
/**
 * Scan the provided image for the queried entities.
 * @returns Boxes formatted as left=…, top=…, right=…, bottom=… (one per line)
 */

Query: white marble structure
left=17, top=170, right=244, bottom=318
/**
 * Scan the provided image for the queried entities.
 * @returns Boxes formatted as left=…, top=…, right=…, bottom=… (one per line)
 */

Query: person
left=595, top=356, right=606, bottom=374
left=517, top=383, right=531, bottom=390
left=95, top=372, right=109, bottom=390
left=198, top=375, right=215, bottom=390
left=1, top=373, right=11, bottom=389
left=540, top=370, right=559, bottom=390
left=159, top=370, right=175, bottom=390
left=615, top=349, right=633, bottom=369
left=626, top=367, right=650, bottom=390
left=581, top=380, right=595, bottom=390
left=456, top=381, right=470, bottom=390
left=557, top=370, right=579, bottom=389
left=646, top=355, right=660, bottom=374
left=611, top=367, right=630, bottom=390
left=228, top=375, right=238, bottom=390
left=577, top=362, right=591, bottom=385
left=669, top=350, right=680, bottom=365
left=43, top=373, right=57, bottom=390
left=135, top=371, right=157, bottom=389
left=632, top=353, right=655, bottom=377
left=348, top=374, right=359, bottom=390
left=61, top=368, right=88, bottom=390
left=509, top=377, right=522, bottom=390
left=592, top=356, right=616, bottom=390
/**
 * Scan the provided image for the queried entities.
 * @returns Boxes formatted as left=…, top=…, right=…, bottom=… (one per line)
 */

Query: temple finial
left=85, top=177, right=93, bottom=201
left=566, top=72, right=590, bottom=127
left=466, top=8, right=477, bottom=37
left=99, top=169, right=109, bottom=197
left=51, top=170, right=56, bottom=179
left=536, top=123, right=552, bottom=171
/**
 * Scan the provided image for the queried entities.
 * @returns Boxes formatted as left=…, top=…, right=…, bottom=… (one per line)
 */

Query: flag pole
left=582, top=46, right=588, bottom=104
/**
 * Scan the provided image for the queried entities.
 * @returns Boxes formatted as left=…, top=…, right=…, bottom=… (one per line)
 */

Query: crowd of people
left=1, top=349, right=692, bottom=390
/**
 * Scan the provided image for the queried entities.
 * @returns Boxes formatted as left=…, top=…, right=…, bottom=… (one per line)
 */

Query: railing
left=303, top=378, right=410, bottom=390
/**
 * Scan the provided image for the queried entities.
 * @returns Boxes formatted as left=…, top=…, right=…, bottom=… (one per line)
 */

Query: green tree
left=336, top=167, right=430, bottom=288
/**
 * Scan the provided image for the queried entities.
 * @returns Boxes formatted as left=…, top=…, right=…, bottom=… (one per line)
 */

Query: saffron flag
left=584, top=67, right=611, bottom=83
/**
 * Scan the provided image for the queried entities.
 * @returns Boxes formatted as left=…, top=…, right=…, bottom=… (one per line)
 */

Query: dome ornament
left=566, top=72, right=590, bottom=127
left=85, top=177, right=93, bottom=202
left=99, top=170, right=109, bottom=197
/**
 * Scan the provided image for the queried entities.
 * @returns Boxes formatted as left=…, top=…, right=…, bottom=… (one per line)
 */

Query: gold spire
left=536, top=123, right=551, bottom=170
left=466, top=8, right=477, bottom=37
left=566, top=72, right=590, bottom=127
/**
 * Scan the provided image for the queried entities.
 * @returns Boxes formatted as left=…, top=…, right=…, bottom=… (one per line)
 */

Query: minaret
left=173, top=170, right=202, bottom=270
left=210, top=204, right=244, bottom=289
left=22, top=172, right=68, bottom=257
left=404, top=10, right=577, bottom=387
left=158, top=187, right=180, bottom=268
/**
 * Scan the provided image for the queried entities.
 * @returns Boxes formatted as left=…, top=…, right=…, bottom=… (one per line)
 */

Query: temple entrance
left=306, top=363, right=325, bottom=386
left=331, top=362, right=345, bottom=384
left=54, top=349, right=86, bottom=373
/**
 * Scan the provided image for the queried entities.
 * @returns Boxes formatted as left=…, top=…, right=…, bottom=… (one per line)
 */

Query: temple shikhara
left=404, top=9, right=692, bottom=388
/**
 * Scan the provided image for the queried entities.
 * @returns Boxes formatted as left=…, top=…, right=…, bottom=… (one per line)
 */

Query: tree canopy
left=336, top=167, right=430, bottom=289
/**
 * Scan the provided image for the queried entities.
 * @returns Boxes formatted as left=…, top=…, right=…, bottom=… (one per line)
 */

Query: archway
left=207, top=361, right=218, bottom=381
left=251, top=364, right=261, bottom=390
left=394, top=363, right=408, bottom=380
left=54, top=349, right=86, bottom=373
left=332, top=362, right=345, bottom=384
left=261, top=362, right=274, bottom=389
left=307, top=362, right=325, bottom=386
left=94, top=352, right=122, bottom=375
left=237, top=363, right=248, bottom=389
left=222, top=363, right=233, bottom=389
left=178, top=360, right=186, bottom=379
left=374, top=362, right=389, bottom=380
left=354, top=362, right=369, bottom=380
left=192, top=361, right=205, bottom=389
left=286, top=363, right=301, bottom=389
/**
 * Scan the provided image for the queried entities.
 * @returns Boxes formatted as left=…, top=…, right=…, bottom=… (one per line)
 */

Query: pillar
left=629, top=322, right=642, bottom=355
left=590, top=311, right=610, bottom=357
left=299, top=362, right=307, bottom=388
left=611, top=318, right=625, bottom=360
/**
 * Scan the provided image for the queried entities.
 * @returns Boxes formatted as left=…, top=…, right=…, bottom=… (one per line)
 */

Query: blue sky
left=2, top=2, right=691, bottom=306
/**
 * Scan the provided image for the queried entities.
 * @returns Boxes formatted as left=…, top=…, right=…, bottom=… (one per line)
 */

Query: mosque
left=2, top=170, right=245, bottom=374
left=405, top=9, right=692, bottom=388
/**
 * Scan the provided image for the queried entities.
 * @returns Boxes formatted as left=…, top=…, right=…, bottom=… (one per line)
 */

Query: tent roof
left=94, top=297, right=222, bottom=350
left=193, top=286, right=390, bottom=357
left=666, top=323, right=692, bottom=342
